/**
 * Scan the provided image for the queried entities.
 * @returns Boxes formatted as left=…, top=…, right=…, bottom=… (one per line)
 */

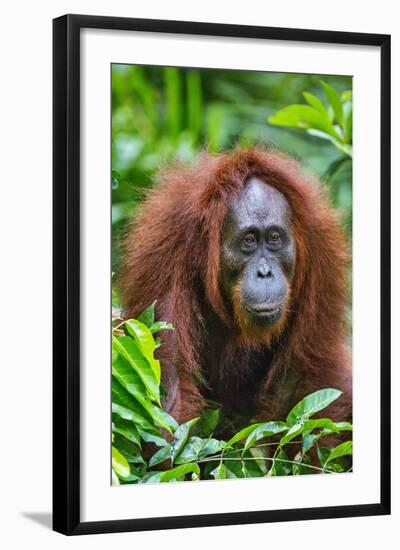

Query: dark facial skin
left=221, top=177, right=296, bottom=327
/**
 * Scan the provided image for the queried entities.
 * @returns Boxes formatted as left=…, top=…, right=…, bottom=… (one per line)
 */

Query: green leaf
left=112, top=335, right=160, bottom=403
left=210, top=463, right=227, bottom=480
left=268, top=104, right=341, bottom=140
left=302, top=418, right=352, bottom=435
left=321, top=81, right=344, bottom=126
left=343, top=101, right=352, bottom=142
left=175, top=436, right=205, bottom=464
left=119, top=472, right=141, bottom=483
left=286, top=388, right=342, bottom=427
left=248, top=447, right=268, bottom=475
left=279, top=422, right=304, bottom=446
left=302, top=91, right=327, bottom=114
left=326, top=441, right=353, bottom=464
left=112, top=417, right=141, bottom=447
left=111, top=399, right=154, bottom=432
left=137, top=428, right=168, bottom=447
left=112, top=434, right=141, bottom=462
left=112, top=446, right=130, bottom=479
left=175, top=437, right=224, bottom=464
left=225, top=423, right=263, bottom=447
left=113, top=395, right=176, bottom=436
left=171, top=418, right=199, bottom=462
left=159, top=462, right=200, bottom=482
left=149, top=321, right=174, bottom=333
left=125, top=320, right=161, bottom=385
left=137, top=302, right=156, bottom=328
left=149, top=445, right=172, bottom=467
left=195, top=408, right=220, bottom=437
left=112, top=355, right=147, bottom=401
left=141, top=472, right=162, bottom=484
left=137, top=400, right=178, bottom=434
left=302, top=433, right=320, bottom=453
left=198, top=438, right=225, bottom=459
left=317, top=446, right=330, bottom=467
left=244, top=421, right=288, bottom=451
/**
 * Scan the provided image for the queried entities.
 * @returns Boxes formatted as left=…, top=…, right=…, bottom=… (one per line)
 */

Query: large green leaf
left=321, top=81, right=343, bottom=126
left=112, top=416, right=141, bottom=447
left=279, top=422, right=304, bottom=446
left=286, top=388, right=342, bottom=427
left=112, top=446, right=130, bottom=479
left=137, top=428, right=168, bottom=447
left=137, top=302, right=156, bottom=328
left=171, top=418, right=199, bottom=462
left=195, top=408, right=220, bottom=437
left=149, top=321, right=173, bottom=334
left=125, top=319, right=161, bottom=383
left=159, top=462, right=200, bottom=482
left=225, top=423, right=263, bottom=448
left=210, top=463, right=227, bottom=480
left=302, top=91, right=327, bottom=115
left=174, top=437, right=224, bottom=464
left=343, top=101, right=352, bottom=142
left=112, top=402, right=152, bottom=429
left=149, top=445, right=172, bottom=468
left=111, top=385, right=154, bottom=431
left=268, top=105, right=341, bottom=141
left=198, top=438, right=225, bottom=459
left=113, top=398, right=175, bottom=437
left=174, top=436, right=204, bottom=464
left=112, top=355, right=147, bottom=401
left=138, top=401, right=177, bottom=433
left=244, top=421, right=288, bottom=451
left=112, top=335, right=160, bottom=403
left=113, top=435, right=143, bottom=465
left=302, top=418, right=352, bottom=435
left=325, top=441, right=353, bottom=464
left=112, top=375, right=142, bottom=411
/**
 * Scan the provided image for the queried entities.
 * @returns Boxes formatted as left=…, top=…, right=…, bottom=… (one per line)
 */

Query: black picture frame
left=53, top=13, right=391, bottom=536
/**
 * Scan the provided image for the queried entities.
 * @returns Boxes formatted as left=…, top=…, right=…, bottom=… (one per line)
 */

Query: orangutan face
left=221, top=176, right=296, bottom=331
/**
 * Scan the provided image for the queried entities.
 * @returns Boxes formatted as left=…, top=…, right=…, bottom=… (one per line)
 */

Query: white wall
left=1, top=0, right=397, bottom=548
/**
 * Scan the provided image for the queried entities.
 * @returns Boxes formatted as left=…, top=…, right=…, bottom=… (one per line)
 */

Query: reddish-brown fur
left=119, top=148, right=352, bottom=426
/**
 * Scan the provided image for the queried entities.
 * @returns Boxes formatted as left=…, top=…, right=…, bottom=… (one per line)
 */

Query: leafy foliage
left=111, top=303, right=352, bottom=484
left=268, top=81, right=352, bottom=158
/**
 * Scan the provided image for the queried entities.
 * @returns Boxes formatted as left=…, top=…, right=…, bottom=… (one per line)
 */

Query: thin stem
left=112, top=319, right=126, bottom=333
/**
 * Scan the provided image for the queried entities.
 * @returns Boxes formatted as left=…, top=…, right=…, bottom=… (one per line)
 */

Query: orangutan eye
left=268, top=230, right=282, bottom=246
left=243, top=234, right=257, bottom=247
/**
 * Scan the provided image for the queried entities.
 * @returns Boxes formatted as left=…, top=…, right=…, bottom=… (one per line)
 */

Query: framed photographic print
left=53, top=14, right=391, bottom=535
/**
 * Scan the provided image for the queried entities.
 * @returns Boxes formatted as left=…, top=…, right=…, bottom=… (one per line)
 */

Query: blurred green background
left=112, top=65, right=352, bottom=272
